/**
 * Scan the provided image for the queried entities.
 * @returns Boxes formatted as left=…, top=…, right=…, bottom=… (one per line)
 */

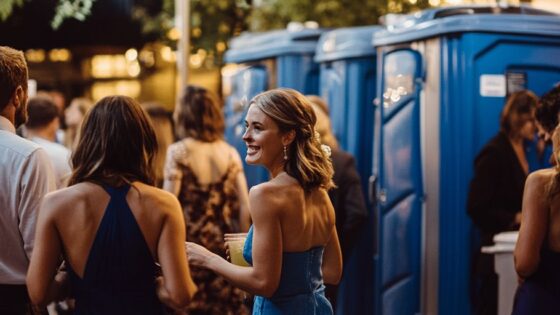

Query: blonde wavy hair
left=250, top=88, right=335, bottom=191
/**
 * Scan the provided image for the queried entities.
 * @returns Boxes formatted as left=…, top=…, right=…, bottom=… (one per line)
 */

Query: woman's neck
left=268, top=162, right=286, bottom=179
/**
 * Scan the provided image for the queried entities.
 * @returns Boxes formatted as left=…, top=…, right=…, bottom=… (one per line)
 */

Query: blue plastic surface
left=373, top=5, right=560, bottom=315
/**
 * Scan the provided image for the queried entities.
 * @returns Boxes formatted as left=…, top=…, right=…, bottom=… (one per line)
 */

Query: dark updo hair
left=500, top=90, right=538, bottom=136
left=536, top=85, right=560, bottom=135
left=68, top=95, right=157, bottom=186
left=250, top=88, right=335, bottom=191
left=174, top=85, right=224, bottom=142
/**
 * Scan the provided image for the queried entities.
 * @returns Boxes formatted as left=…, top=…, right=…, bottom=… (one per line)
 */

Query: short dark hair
left=26, top=96, right=59, bottom=129
left=536, top=85, right=560, bottom=134
left=0, top=46, right=28, bottom=111
left=68, top=96, right=158, bottom=186
left=174, top=85, right=224, bottom=142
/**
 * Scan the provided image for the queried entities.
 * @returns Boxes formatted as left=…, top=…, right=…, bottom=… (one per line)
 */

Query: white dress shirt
left=30, top=136, right=71, bottom=188
left=0, top=115, right=56, bottom=284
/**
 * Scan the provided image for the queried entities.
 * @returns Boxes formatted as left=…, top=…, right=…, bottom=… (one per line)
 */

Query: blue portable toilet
left=371, top=5, right=560, bottom=315
left=314, top=25, right=383, bottom=315
left=222, top=27, right=324, bottom=188
left=315, top=25, right=383, bottom=191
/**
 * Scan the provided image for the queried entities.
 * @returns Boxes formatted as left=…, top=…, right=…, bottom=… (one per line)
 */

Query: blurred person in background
left=307, top=95, right=368, bottom=310
left=535, top=85, right=560, bottom=143
left=64, top=97, right=93, bottom=151
left=512, top=124, right=560, bottom=314
left=467, top=90, right=539, bottom=315
left=25, top=96, right=71, bottom=188
left=186, top=88, right=343, bottom=315
left=27, top=95, right=197, bottom=314
left=163, top=85, right=250, bottom=315
left=36, top=90, right=66, bottom=143
left=142, top=102, right=175, bottom=188
left=0, top=45, right=56, bottom=315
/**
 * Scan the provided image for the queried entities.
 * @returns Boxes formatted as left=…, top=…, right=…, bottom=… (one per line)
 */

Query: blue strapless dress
left=66, top=184, right=165, bottom=315
left=242, top=226, right=333, bottom=315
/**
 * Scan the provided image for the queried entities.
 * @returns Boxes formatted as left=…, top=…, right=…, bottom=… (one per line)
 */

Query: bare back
left=168, top=138, right=239, bottom=185
left=259, top=173, right=335, bottom=252
left=50, top=181, right=169, bottom=278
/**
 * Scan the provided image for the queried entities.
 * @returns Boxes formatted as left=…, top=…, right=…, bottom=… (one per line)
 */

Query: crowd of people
left=2, top=39, right=560, bottom=315
left=0, top=45, right=346, bottom=315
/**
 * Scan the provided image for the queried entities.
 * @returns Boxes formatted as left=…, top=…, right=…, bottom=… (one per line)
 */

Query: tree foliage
left=0, top=0, right=26, bottom=21
left=0, top=0, right=432, bottom=66
left=249, top=0, right=431, bottom=30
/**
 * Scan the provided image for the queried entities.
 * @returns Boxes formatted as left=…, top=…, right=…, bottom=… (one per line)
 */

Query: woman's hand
left=185, top=242, right=217, bottom=268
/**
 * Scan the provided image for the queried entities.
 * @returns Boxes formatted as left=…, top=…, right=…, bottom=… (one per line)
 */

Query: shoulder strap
left=101, top=183, right=131, bottom=199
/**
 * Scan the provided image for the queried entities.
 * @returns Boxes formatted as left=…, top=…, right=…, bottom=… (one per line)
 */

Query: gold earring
left=283, top=146, right=288, bottom=160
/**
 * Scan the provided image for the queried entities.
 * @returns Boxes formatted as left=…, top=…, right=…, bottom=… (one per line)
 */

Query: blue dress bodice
left=66, top=184, right=165, bottom=315
left=242, top=226, right=333, bottom=315
left=512, top=243, right=560, bottom=314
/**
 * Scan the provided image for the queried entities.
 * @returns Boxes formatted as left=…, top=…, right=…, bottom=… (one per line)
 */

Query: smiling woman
left=186, top=88, right=342, bottom=315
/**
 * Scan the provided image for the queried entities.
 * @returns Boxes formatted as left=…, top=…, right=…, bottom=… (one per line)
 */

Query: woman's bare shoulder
left=527, top=168, right=556, bottom=186
left=132, top=182, right=181, bottom=212
left=41, top=182, right=100, bottom=215
left=249, top=175, right=302, bottom=214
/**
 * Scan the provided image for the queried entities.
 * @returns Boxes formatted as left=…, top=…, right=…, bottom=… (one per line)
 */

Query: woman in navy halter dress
left=27, top=96, right=197, bottom=313
left=513, top=127, right=560, bottom=315
left=186, top=88, right=343, bottom=315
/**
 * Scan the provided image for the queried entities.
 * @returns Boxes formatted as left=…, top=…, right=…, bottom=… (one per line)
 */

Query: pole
left=175, top=0, right=190, bottom=92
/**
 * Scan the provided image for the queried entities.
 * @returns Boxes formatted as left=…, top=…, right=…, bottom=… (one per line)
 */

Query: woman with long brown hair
left=27, top=96, right=197, bottom=314
left=187, top=88, right=343, bottom=315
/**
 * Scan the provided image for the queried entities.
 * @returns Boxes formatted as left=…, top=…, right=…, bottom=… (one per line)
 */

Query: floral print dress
left=165, top=140, right=249, bottom=315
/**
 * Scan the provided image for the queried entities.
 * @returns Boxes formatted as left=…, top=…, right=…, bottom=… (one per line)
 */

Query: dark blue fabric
left=67, top=184, right=165, bottom=315
left=242, top=225, right=333, bottom=315
left=512, top=246, right=560, bottom=315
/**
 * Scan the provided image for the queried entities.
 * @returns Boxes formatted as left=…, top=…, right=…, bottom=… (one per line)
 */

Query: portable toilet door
left=314, top=25, right=383, bottom=315
left=372, top=5, right=560, bottom=315
left=222, top=27, right=324, bottom=188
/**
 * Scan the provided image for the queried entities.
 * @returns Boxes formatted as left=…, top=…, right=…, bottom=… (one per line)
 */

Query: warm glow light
left=125, top=48, right=138, bottom=61
left=167, top=27, right=180, bottom=41
left=408, top=0, right=417, bottom=4
left=160, top=46, right=173, bottom=62
left=216, top=42, right=226, bottom=53
left=127, top=61, right=141, bottom=77
left=192, top=27, right=202, bottom=38
left=48, top=49, right=71, bottom=62
left=189, top=54, right=203, bottom=68
left=139, top=49, right=155, bottom=68
left=25, top=49, right=46, bottom=63
left=91, top=80, right=141, bottom=100
left=429, top=0, right=440, bottom=5
left=91, top=55, right=135, bottom=78
left=91, top=55, right=114, bottom=78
